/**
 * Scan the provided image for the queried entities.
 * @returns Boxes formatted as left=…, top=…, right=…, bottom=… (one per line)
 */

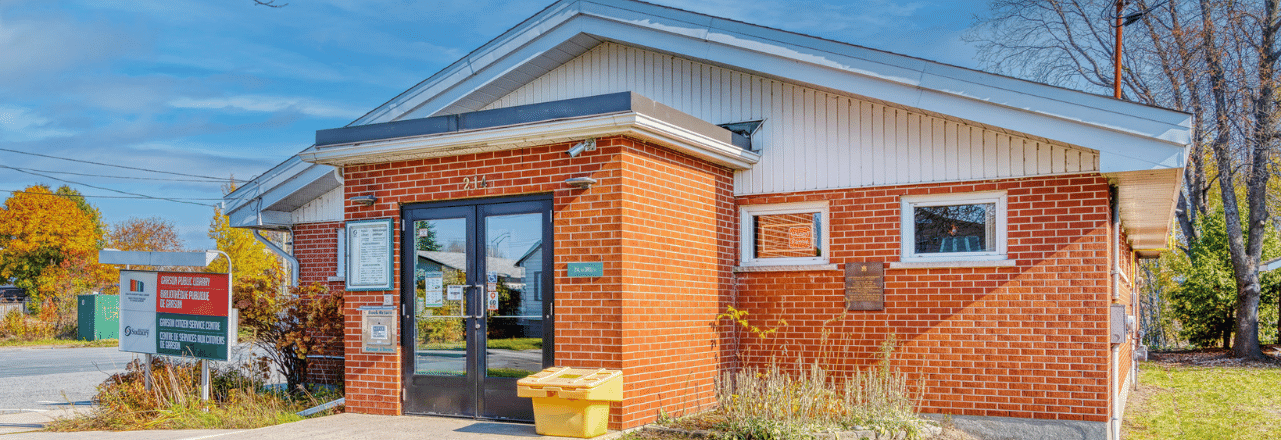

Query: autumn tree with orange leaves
left=0, top=185, right=111, bottom=326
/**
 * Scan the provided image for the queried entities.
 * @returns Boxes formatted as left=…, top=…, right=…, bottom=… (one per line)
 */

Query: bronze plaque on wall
left=845, top=262, right=885, bottom=311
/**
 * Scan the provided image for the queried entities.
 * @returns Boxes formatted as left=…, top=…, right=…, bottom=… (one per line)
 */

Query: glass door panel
left=413, top=218, right=468, bottom=376
left=477, top=201, right=552, bottom=421
left=402, top=204, right=476, bottom=417
left=483, top=212, right=545, bottom=379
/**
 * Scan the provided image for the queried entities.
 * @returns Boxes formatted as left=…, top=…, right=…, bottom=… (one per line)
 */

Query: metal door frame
left=400, top=193, right=554, bottom=420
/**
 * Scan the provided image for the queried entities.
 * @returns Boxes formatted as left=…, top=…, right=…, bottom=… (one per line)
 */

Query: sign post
left=101, top=250, right=232, bottom=401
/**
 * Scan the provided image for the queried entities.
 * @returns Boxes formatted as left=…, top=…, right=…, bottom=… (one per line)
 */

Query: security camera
left=566, top=138, right=597, bottom=157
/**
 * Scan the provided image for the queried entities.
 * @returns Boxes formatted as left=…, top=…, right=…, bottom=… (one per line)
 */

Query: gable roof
left=227, top=0, right=1192, bottom=252
left=346, top=0, right=1189, bottom=173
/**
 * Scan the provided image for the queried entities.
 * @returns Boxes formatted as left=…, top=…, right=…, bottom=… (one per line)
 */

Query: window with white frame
left=900, top=192, right=1007, bottom=261
left=740, top=201, right=829, bottom=266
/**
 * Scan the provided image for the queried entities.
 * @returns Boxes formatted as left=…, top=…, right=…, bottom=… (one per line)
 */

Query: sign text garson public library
left=119, top=271, right=233, bottom=361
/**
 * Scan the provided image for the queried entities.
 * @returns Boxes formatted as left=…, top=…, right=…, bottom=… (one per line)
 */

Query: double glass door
left=401, top=196, right=553, bottom=421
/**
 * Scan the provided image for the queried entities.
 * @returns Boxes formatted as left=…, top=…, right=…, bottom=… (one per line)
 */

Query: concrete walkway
left=0, top=411, right=626, bottom=440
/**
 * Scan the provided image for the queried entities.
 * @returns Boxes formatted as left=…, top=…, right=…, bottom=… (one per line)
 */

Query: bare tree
left=969, top=0, right=1281, bottom=359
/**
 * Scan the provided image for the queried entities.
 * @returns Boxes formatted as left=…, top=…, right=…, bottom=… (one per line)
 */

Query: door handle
left=464, top=285, right=485, bottom=329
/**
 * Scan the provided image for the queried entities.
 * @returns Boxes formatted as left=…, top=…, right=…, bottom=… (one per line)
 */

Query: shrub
left=1, top=308, right=59, bottom=341
left=48, top=356, right=341, bottom=431
left=713, top=307, right=931, bottom=439
left=235, top=280, right=344, bottom=393
left=1161, top=205, right=1281, bottom=348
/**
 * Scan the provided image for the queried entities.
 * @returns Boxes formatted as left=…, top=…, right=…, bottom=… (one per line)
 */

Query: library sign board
left=119, top=271, right=234, bottom=361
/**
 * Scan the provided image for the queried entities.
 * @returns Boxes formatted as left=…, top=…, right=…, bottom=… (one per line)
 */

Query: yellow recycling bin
left=517, top=367, right=623, bottom=438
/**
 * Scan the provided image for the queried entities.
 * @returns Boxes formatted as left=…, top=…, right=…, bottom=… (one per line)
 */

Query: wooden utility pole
left=1115, top=0, right=1124, bottom=98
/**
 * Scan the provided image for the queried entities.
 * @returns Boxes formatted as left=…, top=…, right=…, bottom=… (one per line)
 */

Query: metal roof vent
left=717, top=120, right=765, bottom=151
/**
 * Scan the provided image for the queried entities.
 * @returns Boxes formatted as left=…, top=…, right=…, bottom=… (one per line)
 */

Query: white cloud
left=0, top=106, right=75, bottom=142
left=168, top=95, right=364, bottom=119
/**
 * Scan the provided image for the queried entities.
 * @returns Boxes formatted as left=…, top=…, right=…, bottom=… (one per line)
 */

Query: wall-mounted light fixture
left=349, top=195, right=378, bottom=206
left=564, top=177, right=597, bottom=189
left=566, top=138, right=597, bottom=157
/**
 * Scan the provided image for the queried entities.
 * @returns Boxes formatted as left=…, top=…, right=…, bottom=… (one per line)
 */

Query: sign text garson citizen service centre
left=119, top=271, right=232, bottom=361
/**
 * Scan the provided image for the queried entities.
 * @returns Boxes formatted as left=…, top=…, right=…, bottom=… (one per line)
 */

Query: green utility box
left=77, top=294, right=120, bottom=341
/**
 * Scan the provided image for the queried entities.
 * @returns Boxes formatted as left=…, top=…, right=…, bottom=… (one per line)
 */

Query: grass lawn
left=1124, top=360, right=1281, bottom=439
left=0, top=337, right=118, bottom=348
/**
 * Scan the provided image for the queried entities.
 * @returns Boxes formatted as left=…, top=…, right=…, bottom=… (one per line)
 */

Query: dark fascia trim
left=315, top=92, right=750, bottom=150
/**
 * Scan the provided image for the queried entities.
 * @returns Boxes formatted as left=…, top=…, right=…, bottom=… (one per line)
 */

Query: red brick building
left=223, top=2, right=1190, bottom=439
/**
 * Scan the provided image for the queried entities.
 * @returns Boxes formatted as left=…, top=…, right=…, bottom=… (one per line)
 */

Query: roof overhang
left=341, top=0, right=1189, bottom=255
left=302, top=92, right=758, bottom=169
left=1109, top=167, right=1183, bottom=253
left=228, top=0, right=1191, bottom=251
left=222, top=156, right=342, bottom=230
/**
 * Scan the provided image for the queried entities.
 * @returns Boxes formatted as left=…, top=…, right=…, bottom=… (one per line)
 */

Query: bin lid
left=517, top=367, right=621, bottom=390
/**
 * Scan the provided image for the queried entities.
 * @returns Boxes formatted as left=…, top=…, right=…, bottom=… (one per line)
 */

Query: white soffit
left=1110, top=167, right=1183, bottom=251
left=223, top=155, right=341, bottom=229
left=352, top=0, right=1191, bottom=174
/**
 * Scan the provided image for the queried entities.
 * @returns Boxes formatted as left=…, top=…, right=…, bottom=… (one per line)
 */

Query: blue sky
left=0, top=0, right=989, bottom=248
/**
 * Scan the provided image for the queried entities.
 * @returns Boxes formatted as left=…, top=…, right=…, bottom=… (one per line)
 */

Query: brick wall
left=294, top=222, right=342, bottom=285
left=615, top=141, right=735, bottom=427
left=292, top=221, right=346, bottom=386
left=734, top=175, right=1114, bottom=422
left=338, top=136, right=734, bottom=425
left=312, top=134, right=1128, bottom=426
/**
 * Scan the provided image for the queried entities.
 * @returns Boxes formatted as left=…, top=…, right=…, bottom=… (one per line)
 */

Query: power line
left=0, top=166, right=217, bottom=206
left=0, top=166, right=227, bottom=183
left=1, top=189, right=223, bottom=201
left=0, top=147, right=231, bottom=181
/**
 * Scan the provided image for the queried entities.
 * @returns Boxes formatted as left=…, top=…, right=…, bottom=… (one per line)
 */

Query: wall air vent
left=716, top=120, right=765, bottom=152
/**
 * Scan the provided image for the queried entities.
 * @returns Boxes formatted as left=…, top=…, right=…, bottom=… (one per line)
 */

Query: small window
left=740, top=201, right=829, bottom=266
left=900, top=192, right=1007, bottom=261
left=335, top=227, right=346, bottom=278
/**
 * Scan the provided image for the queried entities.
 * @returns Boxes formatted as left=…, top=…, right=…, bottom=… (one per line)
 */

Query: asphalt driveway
left=0, top=346, right=141, bottom=413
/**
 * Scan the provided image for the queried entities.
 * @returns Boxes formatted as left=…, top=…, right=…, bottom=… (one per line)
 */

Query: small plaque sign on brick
left=359, top=306, right=397, bottom=354
left=844, top=262, right=885, bottom=311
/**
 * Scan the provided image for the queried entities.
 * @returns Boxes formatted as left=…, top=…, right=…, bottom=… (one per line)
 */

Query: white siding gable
left=291, top=186, right=344, bottom=224
left=481, top=43, right=1100, bottom=196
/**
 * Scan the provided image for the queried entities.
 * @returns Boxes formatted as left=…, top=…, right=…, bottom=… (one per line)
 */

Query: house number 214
left=462, top=176, right=489, bottom=190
